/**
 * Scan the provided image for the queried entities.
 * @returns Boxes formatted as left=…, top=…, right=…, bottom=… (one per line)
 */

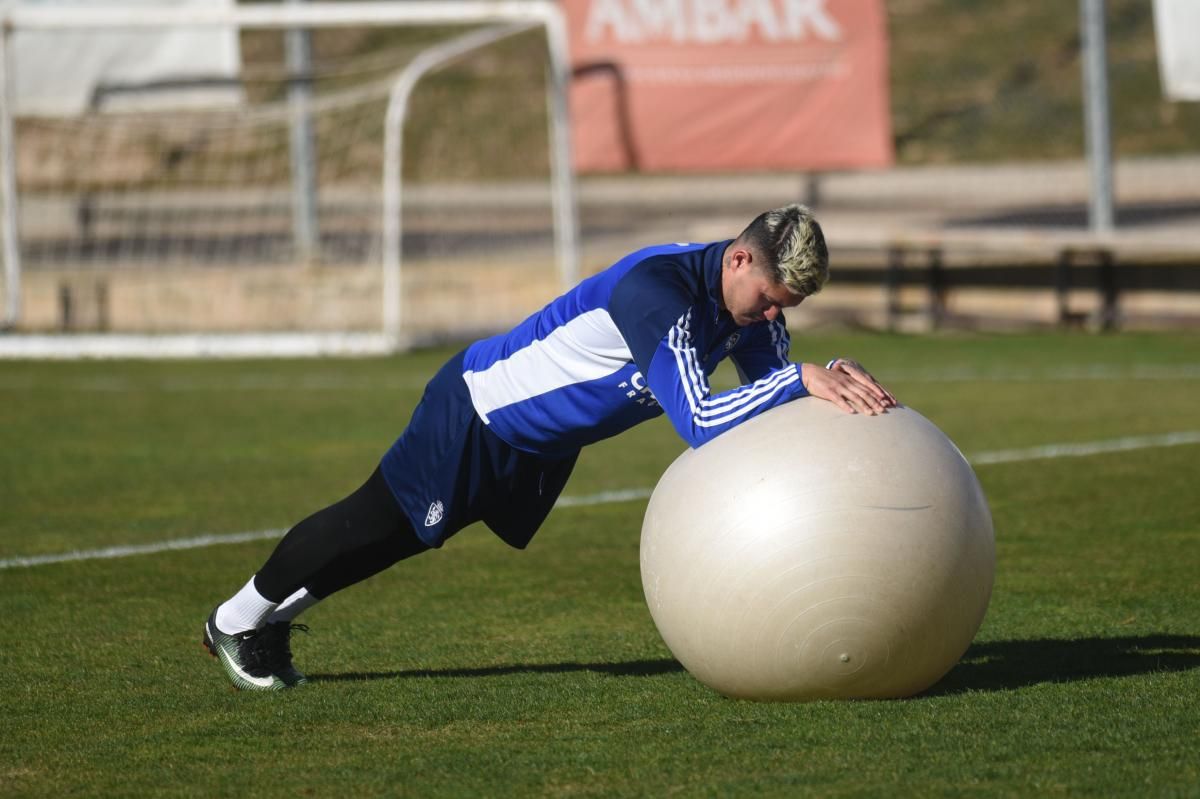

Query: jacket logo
left=424, top=500, right=445, bottom=527
left=618, top=370, right=660, bottom=408
left=724, top=333, right=741, bottom=351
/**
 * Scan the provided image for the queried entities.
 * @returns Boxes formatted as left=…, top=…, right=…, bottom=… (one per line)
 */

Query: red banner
left=563, top=0, right=893, bottom=172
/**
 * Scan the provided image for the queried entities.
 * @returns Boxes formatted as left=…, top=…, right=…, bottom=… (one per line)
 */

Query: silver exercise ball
left=640, top=400, right=994, bottom=701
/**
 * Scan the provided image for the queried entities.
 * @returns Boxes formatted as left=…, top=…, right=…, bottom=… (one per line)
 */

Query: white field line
left=2, top=430, right=1198, bottom=571
left=554, top=488, right=653, bottom=507
left=0, top=375, right=429, bottom=392
left=0, top=529, right=288, bottom=570
left=967, top=430, right=1200, bottom=464
left=891, top=364, right=1200, bottom=383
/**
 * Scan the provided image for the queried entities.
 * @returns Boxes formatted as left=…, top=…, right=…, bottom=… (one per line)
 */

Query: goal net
left=0, top=2, right=578, bottom=357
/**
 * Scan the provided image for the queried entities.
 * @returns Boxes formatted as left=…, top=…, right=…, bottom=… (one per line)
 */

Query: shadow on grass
left=309, top=658, right=684, bottom=684
left=311, top=635, right=1200, bottom=693
left=929, top=634, right=1200, bottom=696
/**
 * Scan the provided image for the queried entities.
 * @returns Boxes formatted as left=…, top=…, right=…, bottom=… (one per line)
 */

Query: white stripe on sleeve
left=666, top=312, right=802, bottom=427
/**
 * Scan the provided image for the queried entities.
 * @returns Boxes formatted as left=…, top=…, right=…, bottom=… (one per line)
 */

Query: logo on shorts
left=424, top=500, right=444, bottom=527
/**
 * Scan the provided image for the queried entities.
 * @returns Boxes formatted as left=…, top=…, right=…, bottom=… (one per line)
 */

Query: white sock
left=266, top=587, right=320, bottom=625
left=214, top=576, right=278, bottom=634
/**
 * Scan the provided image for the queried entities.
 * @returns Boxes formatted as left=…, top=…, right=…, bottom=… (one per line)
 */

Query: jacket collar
left=704, top=239, right=732, bottom=320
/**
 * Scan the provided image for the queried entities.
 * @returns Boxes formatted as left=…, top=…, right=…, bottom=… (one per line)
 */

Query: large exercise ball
left=640, top=400, right=994, bottom=701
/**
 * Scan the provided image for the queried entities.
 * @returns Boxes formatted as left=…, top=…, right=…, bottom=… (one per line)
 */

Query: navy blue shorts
left=380, top=350, right=579, bottom=549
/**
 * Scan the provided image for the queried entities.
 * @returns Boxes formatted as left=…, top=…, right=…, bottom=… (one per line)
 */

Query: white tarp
left=12, top=0, right=242, bottom=117
left=1154, top=0, right=1200, bottom=101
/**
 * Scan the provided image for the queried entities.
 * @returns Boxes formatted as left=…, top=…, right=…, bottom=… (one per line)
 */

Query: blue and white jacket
left=461, top=240, right=810, bottom=456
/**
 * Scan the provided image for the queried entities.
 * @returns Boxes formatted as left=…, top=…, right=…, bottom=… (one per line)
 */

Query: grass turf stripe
left=3, top=430, right=1197, bottom=571
left=3, top=364, right=1200, bottom=393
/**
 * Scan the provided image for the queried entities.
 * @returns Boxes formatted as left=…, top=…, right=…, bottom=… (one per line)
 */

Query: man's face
left=721, top=247, right=805, bottom=327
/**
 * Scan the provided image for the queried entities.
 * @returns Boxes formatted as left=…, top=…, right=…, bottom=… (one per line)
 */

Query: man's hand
left=800, top=358, right=898, bottom=415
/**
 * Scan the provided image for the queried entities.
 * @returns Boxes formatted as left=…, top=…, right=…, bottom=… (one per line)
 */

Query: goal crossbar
left=0, top=2, right=567, bottom=31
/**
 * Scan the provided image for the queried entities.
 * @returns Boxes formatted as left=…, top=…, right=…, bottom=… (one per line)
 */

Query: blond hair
left=736, top=204, right=829, bottom=297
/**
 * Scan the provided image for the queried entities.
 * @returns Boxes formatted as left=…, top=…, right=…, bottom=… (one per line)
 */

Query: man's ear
left=729, top=247, right=753, bottom=271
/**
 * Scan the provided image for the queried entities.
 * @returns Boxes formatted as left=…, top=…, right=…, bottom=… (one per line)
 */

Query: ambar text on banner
left=584, top=0, right=843, bottom=44
left=564, top=0, right=894, bottom=172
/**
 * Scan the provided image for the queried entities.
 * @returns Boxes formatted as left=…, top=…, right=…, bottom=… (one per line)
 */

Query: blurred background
left=1, top=0, right=1198, bottom=348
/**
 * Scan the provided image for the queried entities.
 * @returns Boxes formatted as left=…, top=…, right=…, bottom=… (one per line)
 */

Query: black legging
left=253, top=466, right=429, bottom=602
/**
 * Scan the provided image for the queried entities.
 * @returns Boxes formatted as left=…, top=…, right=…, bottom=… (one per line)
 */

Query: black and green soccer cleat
left=202, top=610, right=308, bottom=691
left=257, top=621, right=310, bottom=688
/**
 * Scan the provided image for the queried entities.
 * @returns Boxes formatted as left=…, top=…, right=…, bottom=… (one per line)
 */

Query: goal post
left=0, top=1, right=579, bottom=358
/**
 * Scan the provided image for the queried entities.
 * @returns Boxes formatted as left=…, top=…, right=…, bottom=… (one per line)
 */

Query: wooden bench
left=827, top=227, right=1200, bottom=331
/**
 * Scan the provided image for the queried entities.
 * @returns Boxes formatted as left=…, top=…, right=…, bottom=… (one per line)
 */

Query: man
left=203, top=203, right=897, bottom=691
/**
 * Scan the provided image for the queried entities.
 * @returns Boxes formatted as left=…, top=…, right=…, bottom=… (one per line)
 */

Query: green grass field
left=2, top=332, right=1199, bottom=797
